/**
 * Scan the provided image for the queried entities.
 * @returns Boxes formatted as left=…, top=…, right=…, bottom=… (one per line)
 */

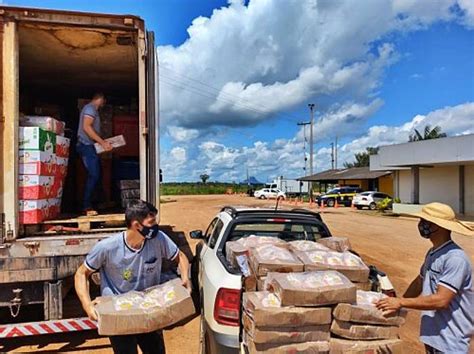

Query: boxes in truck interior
left=268, top=270, right=356, bottom=307
left=19, top=150, right=56, bottom=176
left=19, top=127, right=56, bottom=152
left=295, top=250, right=370, bottom=282
left=317, top=236, right=351, bottom=252
left=329, top=338, right=404, bottom=354
left=56, top=135, right=70, bottom=157
left=20, top=116, right=65, bottom=136
left=330, top=319, right=400, bottom=340
left=19, top=199, right=57, bottom=224
left=244, top=336, right=330, bottom=354
left=94, top=135, right=126, bottom=154
left=55, top=156, right=69, bottom=178
left=19, top=175, right=55, bottom=199
left=226, top=235, right=287, bottom=268
left=249, top=244, right=304, bottom=277
left=288, top=240, right=331, bottom=252
left=94, top=278, right=195, bottom=336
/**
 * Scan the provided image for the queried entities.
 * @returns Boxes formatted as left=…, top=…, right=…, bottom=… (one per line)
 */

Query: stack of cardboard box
left=18, top=117, right=70, bottom=224
left=118, top=179, right=140, bottom=208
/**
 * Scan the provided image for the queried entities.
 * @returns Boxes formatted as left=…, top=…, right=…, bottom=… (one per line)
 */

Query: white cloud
left=159, top=0, right=470, bottom=131
left=167, top=126, right=200, bottom=142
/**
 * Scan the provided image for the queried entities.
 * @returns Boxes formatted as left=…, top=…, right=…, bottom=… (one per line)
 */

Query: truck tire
left=327, top=199, right=335, bottom=207
left=259, top=195, right=266, bottom=199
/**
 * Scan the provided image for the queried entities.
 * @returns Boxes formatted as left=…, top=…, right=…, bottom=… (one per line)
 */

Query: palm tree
left=409, top=125, right=447, bottom=142
left=200, top=174, right=210, bottom=184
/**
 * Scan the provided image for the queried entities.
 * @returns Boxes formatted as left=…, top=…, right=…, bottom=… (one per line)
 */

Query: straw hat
left=406, top=202, right=474, bottom=236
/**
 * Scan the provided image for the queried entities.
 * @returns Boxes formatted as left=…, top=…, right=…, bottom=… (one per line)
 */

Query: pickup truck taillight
left=214, top=288, right=240, bottom=326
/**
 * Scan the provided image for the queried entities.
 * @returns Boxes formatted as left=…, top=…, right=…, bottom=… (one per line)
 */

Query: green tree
left=344, top=147, right=379, bottom=168
left=199, top=173, right=210, bottom=184
left=409, top=125, right=447, bottom=142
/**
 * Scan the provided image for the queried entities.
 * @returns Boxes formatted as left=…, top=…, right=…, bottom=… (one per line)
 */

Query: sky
left=7, top=0, right=474, bottom=183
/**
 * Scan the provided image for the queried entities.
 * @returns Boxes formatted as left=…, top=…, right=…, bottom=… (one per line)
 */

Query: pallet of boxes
left=227, top=236, right=406, bottom=353
left=19, top=116, right=70, bottom=225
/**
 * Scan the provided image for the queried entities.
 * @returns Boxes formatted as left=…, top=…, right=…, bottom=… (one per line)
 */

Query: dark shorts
left=109, top=330, right=165, bottom=354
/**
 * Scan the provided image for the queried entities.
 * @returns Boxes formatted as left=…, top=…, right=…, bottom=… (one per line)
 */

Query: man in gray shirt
left=376, top=202, right=473, bottom=353
left=76, top=93, right=112, bottom=214
left=75, top=200, right=191, bottom=354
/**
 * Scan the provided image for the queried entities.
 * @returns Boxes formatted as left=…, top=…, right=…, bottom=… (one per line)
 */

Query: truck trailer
left=0, top=5, right=159, bottom=331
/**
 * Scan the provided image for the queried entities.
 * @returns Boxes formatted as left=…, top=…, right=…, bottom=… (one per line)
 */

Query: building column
left=411, top=166, right=420, bottom=204
left=459, top=165, right=465, bottom=215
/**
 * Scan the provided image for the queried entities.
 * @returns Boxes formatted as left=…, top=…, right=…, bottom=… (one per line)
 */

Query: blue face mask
left=418, top=220, right=437, bottom=239
left=139, top=224, right=159, bottom=240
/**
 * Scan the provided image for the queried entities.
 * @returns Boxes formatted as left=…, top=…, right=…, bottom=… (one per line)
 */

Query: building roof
left=370, top=134, right=474, bottom=171
left=298, top=167, right=392, bottom=182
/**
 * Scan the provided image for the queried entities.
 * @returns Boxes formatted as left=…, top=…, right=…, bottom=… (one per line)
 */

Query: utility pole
left=308, top=103, right=315, bottom=200
left=297, top=121, right=310, bottom=175
left=330, top=142, right=335, bottom=170
left=335, top=136, right=338, bottom=169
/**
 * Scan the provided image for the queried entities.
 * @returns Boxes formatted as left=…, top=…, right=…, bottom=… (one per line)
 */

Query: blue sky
left=7, top=0, right=474, bottom=182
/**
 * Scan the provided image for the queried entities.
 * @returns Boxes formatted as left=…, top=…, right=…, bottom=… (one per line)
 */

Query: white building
left=370, top=134, right=474, bottom=216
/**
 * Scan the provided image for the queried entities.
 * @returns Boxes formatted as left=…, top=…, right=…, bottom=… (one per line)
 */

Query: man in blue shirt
left=376, top=202, right=473, bottom=353
left=75, top=200, right=191, bottom=354
left=76, top=93, right=112, bottom=215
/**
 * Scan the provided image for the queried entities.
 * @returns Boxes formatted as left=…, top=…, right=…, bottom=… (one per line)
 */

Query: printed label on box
left=56, top=135, right=70, bottom=157
left=19, top=127, right=56, bottom=152
left=19, top=175, right=55, bottom=199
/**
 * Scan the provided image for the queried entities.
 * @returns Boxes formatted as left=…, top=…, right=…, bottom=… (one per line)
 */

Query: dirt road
left=2, top=195, right=472, bottom=353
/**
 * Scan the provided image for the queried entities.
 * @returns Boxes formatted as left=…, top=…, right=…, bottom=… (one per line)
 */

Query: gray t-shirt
left=84, top=231, right=179, bottom=296
left=78, top=102, right=101, bottom=145
left=419, top=240, right=473, bottom=353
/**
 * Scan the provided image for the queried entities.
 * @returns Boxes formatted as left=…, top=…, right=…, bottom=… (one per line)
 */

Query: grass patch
left=161, top=182, right=249, bottom=196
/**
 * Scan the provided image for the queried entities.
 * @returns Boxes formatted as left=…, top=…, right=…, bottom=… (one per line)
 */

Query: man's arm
left=403, top=275, right=423, bottom=298
left=83, top=116, right=112, bottom=151
left=176, top=251, right=191, bottom=292
left=74, top=264, right=100, bottom=321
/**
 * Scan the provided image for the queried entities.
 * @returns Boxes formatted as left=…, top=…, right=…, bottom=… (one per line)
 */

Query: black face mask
left=418, top=220, right=437, bottom=239
left=138, top=224, right=159, bottom=240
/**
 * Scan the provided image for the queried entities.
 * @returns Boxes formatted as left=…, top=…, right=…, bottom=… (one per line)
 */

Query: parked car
left=190, top=206, right=395, bottom=354
left=253, top=188, right=286, bottom=200
left=316, top=186, right=362, bottom=207
left=353, top=191, right=393, bottom=210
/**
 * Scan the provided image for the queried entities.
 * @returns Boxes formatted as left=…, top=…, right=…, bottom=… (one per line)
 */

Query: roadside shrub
left=376, top=197, right=393, bottom=211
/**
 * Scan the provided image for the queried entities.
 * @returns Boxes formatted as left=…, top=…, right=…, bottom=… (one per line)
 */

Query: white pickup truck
left=190, top=206, right=394, bottom=354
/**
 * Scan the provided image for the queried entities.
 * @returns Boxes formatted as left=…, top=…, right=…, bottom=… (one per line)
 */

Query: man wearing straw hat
left=376, top=202, right=473, bottom=353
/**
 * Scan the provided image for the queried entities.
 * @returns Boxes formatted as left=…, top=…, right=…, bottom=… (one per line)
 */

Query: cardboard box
left=19, top=199, right=52, bottom=224
left=235, top=254, right=257, bottom=291
left=289, top=240, right=331, bottom=252
left=19, top=175, right=55, bottom=199
left=19, top=127, right=56, bottom=152
left=317, top=237, right=351, bottom=252
left=243, top=291, right=331, bottom=327
left=257, top=277, right=267, bottom=291
left=269, top=271, right=356, bottom=307
left=226, top=236, right=287, bottom=268
left=21, top=116, right=65, bottom=135
left=295, top=250, right=369, bottom=282
left=56, top=135, right=70, bottom=157
left=249, top=244, right=304, bottom=277
left=121, top=189, right=140, bottom=200
left=330, top=319, right=400, bottom=340
left=329, top=338, right=404, bottom=354
left=95, top=278, right=195, bottom=336
left=333, top=290, right=406, bottom=326
left=55, top=156, right=69, bottom=178
left=119, top=179, right=140, bottom=190
left=94, top=135, right=126, bottom=154
left=243, top=312, right=330, bottom=344
left=53, top=178, right=64, bottom=198
left=19, top=150, right=56, bottom=176
left=49, top=198, right=61, bottom=218
left=245, top=336, right=330, bottom=354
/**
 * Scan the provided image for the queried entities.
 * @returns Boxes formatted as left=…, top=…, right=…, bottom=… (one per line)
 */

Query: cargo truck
left=0, top=5, right=160, bottom=334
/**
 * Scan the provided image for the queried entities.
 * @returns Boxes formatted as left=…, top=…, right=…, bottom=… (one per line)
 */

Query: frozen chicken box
left=249, top=244, right=304, bottom=277
left=21, top=116, right=65, bottom=135
left=269, top=270, right=356, bottom=307
left=317, top=236, right=351, bottom=252
left=94, top=278, right=195, bottom=336
left=19, top=127, right=56, bottom=152
left=288, top=240, right=331, bottom=252
left=19, top=175, right=56, bottom=200
left=243, top=291, right=331, bottom=327
left=19, top=199, right=51, bottom=224
left=330, top=319, right=400, bottom=340
left=329, top=338, right=404, bottom=354
left=226, top=235, right=287, bottom=268
left=295, top=250, right=369, bottom=282
left=19, top=150, right=56, bottom=176
left=94, top=134, right=126, bottom=154
left=244, top=331, right=330, bottom=354
left=55, top=156, right=69, bottom=178
left=56, top=135, right=70, bottom=158
left=333, top=290, right=406, bottom=326
left=243, top=312, right=330, bottom=345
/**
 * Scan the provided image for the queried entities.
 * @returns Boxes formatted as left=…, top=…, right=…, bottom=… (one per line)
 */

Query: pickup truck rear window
left=228, top=222, right=324, bottom=243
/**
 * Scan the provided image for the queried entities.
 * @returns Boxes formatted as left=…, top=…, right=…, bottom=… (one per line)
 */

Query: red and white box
left=56, top=136, right=70, bottom=158
left=19, top=175, right=55, bottom=199
left=21, top=116, right=65, bottom=136
left=19, top=150, right=56, bottom=176
left=55, top=157, right=69, bottom=178
left=53, top=178, right=64, bottom=198
left=19, top=199, right=51, bottom=224
left=49, top=198, right=61, bottom=218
